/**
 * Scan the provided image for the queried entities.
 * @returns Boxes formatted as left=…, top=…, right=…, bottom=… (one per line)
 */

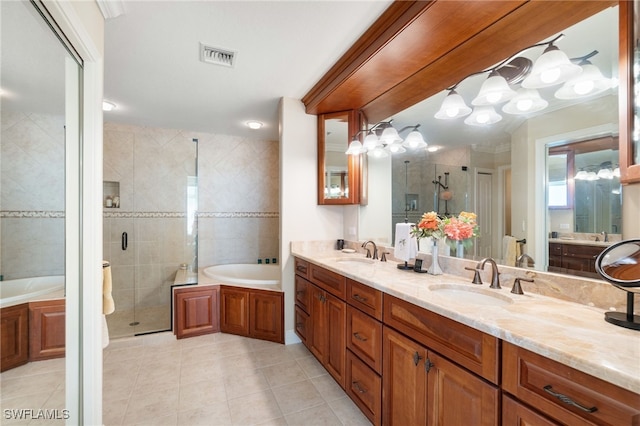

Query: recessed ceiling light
left=427, top=146, right=440, bottom=152
left=246, top=121, right=263, bottom=129
left=103, top=101, right=116, bottom=112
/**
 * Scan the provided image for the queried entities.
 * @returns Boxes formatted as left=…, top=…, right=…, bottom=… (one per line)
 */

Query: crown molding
left=96, top=0, right=125, bottom=20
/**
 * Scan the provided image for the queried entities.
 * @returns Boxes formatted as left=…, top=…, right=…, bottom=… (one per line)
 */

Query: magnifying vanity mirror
left=356, top=4, right=635, bottom=278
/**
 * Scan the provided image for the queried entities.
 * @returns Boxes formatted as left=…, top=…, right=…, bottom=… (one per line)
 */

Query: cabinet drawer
left=383, top=294, right=499, bottom=384
left=502, top=394, right=559, bottom=425
left=347, top=306, right=382, bottom=374
left=295, top=257, right=309, bottom=280
left=347, top=279, right=382, bottom=321
left=549, top=243, right=562, bottom=256
left=295, top=275, right=311, bottom=313
left=294, top=305, right=309, bottom=346
left=309, top=263, right=346, bottom=299
left=346, top=349, right=382, bottom=426
left=503, top=342, right=640, bottom=426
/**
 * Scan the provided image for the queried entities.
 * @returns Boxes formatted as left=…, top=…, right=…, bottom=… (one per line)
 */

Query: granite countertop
left=548, top=238, right=614, bottom=247
left=292, top=245, right=640, bottom=395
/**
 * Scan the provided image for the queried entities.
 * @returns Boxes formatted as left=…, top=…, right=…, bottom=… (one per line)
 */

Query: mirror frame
left=317, top=110, right=362, bottom=205
left=620, top=0, right=640, bottom=183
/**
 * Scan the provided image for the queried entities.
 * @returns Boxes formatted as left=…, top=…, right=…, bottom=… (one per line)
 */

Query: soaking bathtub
left=0, top=275, right=65, bottom=308
left=200, top=264, right=281, bottom=290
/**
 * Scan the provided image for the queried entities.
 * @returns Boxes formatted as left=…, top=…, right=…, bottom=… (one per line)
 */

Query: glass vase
left=456, top=240, right=464, bottom=258
left=427, top=239, right=443, bottom=275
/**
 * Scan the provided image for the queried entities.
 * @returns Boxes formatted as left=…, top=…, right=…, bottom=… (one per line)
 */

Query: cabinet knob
left=413, top=351, right=423, bottom=366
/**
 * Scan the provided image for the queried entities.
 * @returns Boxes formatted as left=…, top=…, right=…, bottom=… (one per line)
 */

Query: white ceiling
left=102, top=1, right=392, bottom=140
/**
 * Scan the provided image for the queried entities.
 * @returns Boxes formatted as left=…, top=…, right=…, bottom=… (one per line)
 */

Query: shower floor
left=106, top=304, right=171, bottom=338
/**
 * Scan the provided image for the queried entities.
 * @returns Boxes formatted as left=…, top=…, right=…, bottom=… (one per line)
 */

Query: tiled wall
left=0, top=111, right=65, bottom=280
left=102, top=122, right=279, bottom=312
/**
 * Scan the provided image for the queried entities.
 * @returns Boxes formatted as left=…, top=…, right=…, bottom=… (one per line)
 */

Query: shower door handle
left=122, top=232, right=128, bottom=251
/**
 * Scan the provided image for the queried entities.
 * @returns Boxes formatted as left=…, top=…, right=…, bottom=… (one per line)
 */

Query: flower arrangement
left=412, top=211, right=479, bottom=247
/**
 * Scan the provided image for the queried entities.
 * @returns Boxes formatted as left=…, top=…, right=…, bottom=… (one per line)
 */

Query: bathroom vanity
left=292, top=245, right=640, bottom=425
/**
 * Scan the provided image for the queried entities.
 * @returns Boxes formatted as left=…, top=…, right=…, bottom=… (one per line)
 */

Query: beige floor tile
left=102, top=397, right=128, bottom=426
left=179, top=357, right=228, bottom=385
left=122, top=388, right=179, bottom=425
left=249, top=337, right=283, bottom=352
left=0, top=371, right=64, bottom=402
left=254, top=416, right=288, bottom=426
left=252, top=345, right=296, bottom=368
left=104, top=345, right=148, bottom=365
left=0, top=392, right=52, bottom=425
left=271, top=379, right=324, bottom=415
left=132, top=411, right=178, bottom=426
left=133, top=368, right=180, bottom=396
left=327, top=396, right=372, bottom=426
left=311, top=374, right=347, bottom=402
left=223, top=369, right=270, bottom=399
left=178, top=379, right=227, bottom=412
left=227, top=390, right=282, bottom=425
left=0, top=358, right=64, bottom=380
left=283, top=343, right=312, bottom=360
left=284, top=403, right=342, bottom=426
left=179, top=344, right=218, bottom=365
left=103, top=362, right=141, bottom=402
left=296, top=355, right=328, bottom=379
left=177, top=400, right=232, bottom=426
left=261, top=361, right=307, bottom=388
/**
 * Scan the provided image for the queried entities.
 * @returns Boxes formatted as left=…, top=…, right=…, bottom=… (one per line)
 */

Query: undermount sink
left=429, top=284, right=514, bottom=307
left=334, top=257, right=376, bottom=265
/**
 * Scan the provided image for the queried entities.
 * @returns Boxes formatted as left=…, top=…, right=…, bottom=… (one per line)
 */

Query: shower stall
left=103, top=125, right=198, bottom=337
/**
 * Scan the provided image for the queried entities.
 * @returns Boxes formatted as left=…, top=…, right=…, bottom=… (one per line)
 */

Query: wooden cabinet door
left=249, top=289, right=283, bottom=343
left=308, top=285, right=327, bottom=361
left=346, top=350, right=382, bottom=426
left=294, top=305, right=309, bottom=345
left=174, top=286, right=219, bottom=339
left=29, top=299, right=65, bottom=361
left=427, top=351, right=498, bottom=425
left=383, top=327, right=428, bottom=426
left=295, top=275, right=311, bottom=314
left=1, top=304, right=29, bottom=372
left=220, top=286, right=249, bottom=336
left=347, top=305, right=382, bottom=374
left=502, top=395, right=559, bottom=425
left=324, top=292, right=346, bottom=388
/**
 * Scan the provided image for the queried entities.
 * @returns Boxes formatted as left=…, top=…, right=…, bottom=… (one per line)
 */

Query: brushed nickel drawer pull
left=352, top=381, right=367, bottom=394
left=353, top=332, right=368, bottom=342
left=543, top=385, right=598, bottom=413
left=353, top=294, right=368, bottom=303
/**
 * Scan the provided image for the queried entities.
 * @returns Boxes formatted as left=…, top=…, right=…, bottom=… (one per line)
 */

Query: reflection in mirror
left=358, top=5, right=627, bottom=277
left=324, top=115, right=350, bottom=199
left=1, top=0, right=79, bottom=409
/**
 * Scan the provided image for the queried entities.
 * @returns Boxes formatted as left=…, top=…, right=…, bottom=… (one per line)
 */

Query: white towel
left=394, top=223, right=418, bottom=262
left=102, top=314, right=110, bottom=349
left=503, top=236, right=517, bottom=266
left=103, top=262, right=115, bottom=315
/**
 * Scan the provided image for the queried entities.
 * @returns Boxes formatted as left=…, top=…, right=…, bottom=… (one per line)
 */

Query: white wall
left=279, top=97, right=343, bottom=343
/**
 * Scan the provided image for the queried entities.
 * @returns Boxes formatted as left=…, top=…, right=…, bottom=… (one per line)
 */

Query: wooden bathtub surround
left=174, top=284, right=284, bottom=344
left=293, top=255, right=640, bottom=426
left=1, top=299, right=65, bottom=372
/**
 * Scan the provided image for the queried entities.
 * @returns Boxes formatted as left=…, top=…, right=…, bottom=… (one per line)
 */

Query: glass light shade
left=102, top=101, right=116, bottom=111
left=362, top=133, right=381, bottom=150
left=554, top=63, right=611, bottom=99
left=434, top=90, right=472, bottom=119
left=522, top=45, right=582, bottom=89
left=402, top=130, right=427, bottom=149
left=585, top=171, right=599, bottom=181
left=597, top=168, right=614, bottom=179
left=379, top=126, right=402, bottom=144
left=574, top=170, right=588, bottom=180
left=345, top=139, right=365, bottom=155
left=613, top=167, right=620, bottom=178
left=367, top=146, right=389, bottom=158
left=464, top=106, right=502, bottom=126
left=386, top=142, right=406, bottom=154
left=502, top=88, right=548, bottom=115
left=471, top=74, right=517, bottom=105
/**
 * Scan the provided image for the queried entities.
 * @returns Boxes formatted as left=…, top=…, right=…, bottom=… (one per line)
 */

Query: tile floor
left=0, top=332, right=372, bottom=426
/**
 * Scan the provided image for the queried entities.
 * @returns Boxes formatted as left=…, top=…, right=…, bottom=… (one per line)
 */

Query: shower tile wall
left=0, top=111, right=65, bottom=280
left=103, top=123, right=279, bottom=319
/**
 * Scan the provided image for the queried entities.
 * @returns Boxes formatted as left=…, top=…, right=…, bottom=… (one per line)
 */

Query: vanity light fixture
left=345, top=120, right=426, bottom=156
left=102, top=100, right=116, bottom=111
left=246, top=121, right=263, bottom=129
left=435, top=34, right=611, bottom=125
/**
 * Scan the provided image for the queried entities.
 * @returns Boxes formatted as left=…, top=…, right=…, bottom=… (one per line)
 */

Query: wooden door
left=324, top=292, right=346, bottom=388
left=220, top=286, right=249, bottom=336
left=249, top=290, right=283, bottom=343
left=0, top=304, right=29, bottom=371
left=427, top=351, right=498, bottom=425
left=383, top=327, right=428, bottom=426
left=29, top=299, right=65, bottom=361
left=308, top=285, right=327, bottom=361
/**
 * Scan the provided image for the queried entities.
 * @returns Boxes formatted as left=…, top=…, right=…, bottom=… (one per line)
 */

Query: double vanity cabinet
left=293, top=256, right=640, bottom=425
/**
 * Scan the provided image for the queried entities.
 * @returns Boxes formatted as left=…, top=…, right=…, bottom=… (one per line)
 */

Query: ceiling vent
left=200, top=43, right=236, bottom=68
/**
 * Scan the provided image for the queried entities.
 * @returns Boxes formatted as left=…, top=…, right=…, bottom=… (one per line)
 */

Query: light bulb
left=573, top=80, right=594, bottom=95
left=516, top=99, right=533, bottom=111
left=540, top=68, right=561, bottom=84
left=486, top=92, right=502, bottom=104
left=446, top=107, right=459, bottom=118
left=476, top=113, right=490, bottom=124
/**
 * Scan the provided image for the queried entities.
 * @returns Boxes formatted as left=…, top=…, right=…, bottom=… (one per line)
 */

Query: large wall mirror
left=358, top=4, right=630, bottom=277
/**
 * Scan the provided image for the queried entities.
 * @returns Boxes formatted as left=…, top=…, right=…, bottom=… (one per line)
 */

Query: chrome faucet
left=601, top=231, right=608, bottom=242
left=362, top=241, right=378, bottom=260
left=516, top=253, right=535, bottom=268
left=477, top=258, right=501, bottom=289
